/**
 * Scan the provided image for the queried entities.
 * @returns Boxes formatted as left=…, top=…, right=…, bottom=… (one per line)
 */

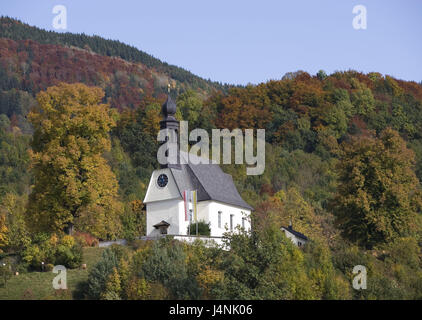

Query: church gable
left=143, top=168, right=181, bottom=203
left=169, top=152, right=253, bottom=211
left=144, top=95, right=253, bottom=212
left=144, top=94, right=253, bottom=238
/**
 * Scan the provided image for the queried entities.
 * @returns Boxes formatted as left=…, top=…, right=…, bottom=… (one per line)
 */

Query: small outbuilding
left=281, top=224, right=308, bottom=247
left=153, top=220, right=170, bottom=234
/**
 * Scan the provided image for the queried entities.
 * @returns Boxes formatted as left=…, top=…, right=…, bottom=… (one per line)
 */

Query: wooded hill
left=0, top=16, right=230, bottom=131
left=2, top=17, right=422, bottom=300
left=0, top=17, right=230, bottom=92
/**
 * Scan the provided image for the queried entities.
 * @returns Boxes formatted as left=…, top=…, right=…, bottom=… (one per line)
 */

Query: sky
left=1, top=0, right=421, bottom=85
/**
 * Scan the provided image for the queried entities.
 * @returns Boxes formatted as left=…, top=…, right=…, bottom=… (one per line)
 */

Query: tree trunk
left=64, top=222, right=74, bottom=236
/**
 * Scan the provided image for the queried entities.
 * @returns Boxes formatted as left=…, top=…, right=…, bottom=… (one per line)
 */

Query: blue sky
left=1, top=0, right=421, bottom=85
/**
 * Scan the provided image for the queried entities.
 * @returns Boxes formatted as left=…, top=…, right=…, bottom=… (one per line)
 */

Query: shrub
left=149, top=281, right=170, bottom=299
left=45, top=263, right=54, bottom=272
left=128, top=239, right=149, bottom=251
left=86, top=248, right=119, bottom=299
left=74, top=231, right=99, bottom=247
left=55, top=243, right=83, bottom=269
left=21, top=244, right=43, bottom=270
left=60, top=235, right=75, bottom=248
left=140, top=239, right=202, bottom=299
left=101, top=267, right=122, bottom=300
left=187, top=220, right=211, bottom=236
left=125, top=277, right=150, bottom=300
left=20, top=234, right=83, bottom=270
left=0, top=264, right=12, bottom=287
left=121, top=202, right=146, bottom=241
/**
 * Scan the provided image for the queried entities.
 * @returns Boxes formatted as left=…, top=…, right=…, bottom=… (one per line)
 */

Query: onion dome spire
left=161, top=95, right=177, bottom=120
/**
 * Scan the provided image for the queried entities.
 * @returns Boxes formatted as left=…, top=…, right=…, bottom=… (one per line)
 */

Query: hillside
left=0, top=17, right=229, bottom=92
left=0, top=17, right=229, bottom=128
left=2, top=17, right=422, bottom=300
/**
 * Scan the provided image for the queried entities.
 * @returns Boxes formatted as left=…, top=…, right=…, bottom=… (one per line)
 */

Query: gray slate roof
left=281, top=226, right=308, bottom=241
left=170, top=152, right=253, bottom=210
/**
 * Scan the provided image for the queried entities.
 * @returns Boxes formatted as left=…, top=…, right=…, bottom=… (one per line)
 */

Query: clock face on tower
left=157, top=174, right=168, bottom=188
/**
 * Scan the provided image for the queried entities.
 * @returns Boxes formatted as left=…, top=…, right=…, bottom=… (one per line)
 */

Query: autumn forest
left=1, top=17, right=422, bottom=300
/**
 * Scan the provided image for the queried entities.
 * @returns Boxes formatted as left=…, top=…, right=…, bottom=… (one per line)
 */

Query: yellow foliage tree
left=102, top=267, right=122, bottom=300
left=0, top=214, right=8, bottom=252
left=196, top=266, right=224, bottom=299
left=27, top=83, right=123, bottom=239
left=271, top=187, right=323, bottom=242
left=125, top=277, right=150, bottom=300
left=141, top=103, right=161, bottom=137
left=331, top=128, right=422, bottom=247
left=0, top=193, right=30, bottom=251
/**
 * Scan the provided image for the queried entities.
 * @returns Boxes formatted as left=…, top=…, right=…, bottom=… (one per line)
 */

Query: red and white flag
left=183, top=190, right=190, bottom=221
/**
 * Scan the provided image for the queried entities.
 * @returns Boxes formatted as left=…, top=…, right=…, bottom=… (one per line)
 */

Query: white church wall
left=143, top=168, right=180, bottom=204
left=144, top=168, right=252, bottom=238
left=206, top=201, right=251, bottom=237
left=183, top=200, right=210, bottom=236
left=146, top=199, right=183, bottom=236
left=178, top=200, right=193, bottom=236
left=173, top=235, right=225, bottom=248
left=146, top=198, right=251, bottom=238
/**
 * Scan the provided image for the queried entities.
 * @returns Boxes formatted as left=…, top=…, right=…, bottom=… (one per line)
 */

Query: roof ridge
left=282, top=226, right=308, bottom=240
left=185, top=163, right=212, bottom=200
left=168, top=168, right=183, bottom=199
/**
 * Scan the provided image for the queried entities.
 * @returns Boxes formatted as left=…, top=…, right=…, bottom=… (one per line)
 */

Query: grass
left=0, top=247, right=104, bottom=300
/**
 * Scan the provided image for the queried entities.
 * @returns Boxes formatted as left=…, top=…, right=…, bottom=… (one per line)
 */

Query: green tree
left=0, top=213, right=8, bottom=252
left=350, top=79, right=375, bottom=116
left=331, top=128, right=422, bottom=247
left=101, top=267, right=122, bottom=300
left=86, top=247, right=119, bottom=299
left=140, top=239, right=202, bottom=299
left=316, top=70, right=327, bottom=80
left=322, top=104, right=348, bottom=139
left=0, top=193, right=30, bottom=253
left=303, top=240, right=352, bottom=299
left=27, top=83, right=123, bottom=239
left=217, top=225, right=317, bottom=299
left=177, top=90, right=203, bottom=128
left=0, top=114, right=10, bottom=130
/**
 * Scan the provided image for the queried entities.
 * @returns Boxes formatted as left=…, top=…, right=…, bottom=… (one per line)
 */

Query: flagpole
left=194, top=190, right=198, bottom=236
left=189, top=209, right=192, bottom=236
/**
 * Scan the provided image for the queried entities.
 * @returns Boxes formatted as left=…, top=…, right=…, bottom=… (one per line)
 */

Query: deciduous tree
left=27, top=83, right=123, bottom=239
left=331, top=128, right=422, bottom=247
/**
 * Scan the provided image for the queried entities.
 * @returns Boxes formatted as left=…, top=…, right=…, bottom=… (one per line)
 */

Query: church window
left=218, top=211, right=222, bottom=228
left=230, top=214, right=234, bottom=231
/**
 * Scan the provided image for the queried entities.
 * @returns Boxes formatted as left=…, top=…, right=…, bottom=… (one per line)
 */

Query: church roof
left=170, top=152, right=254, bottom=211
left=161, top=95, right=177, bottom=118
left=153, top=94, right=253, bottom=211
left=281, top=225, right=308, bottom=241
left=153, top=220, right=170, bottom=228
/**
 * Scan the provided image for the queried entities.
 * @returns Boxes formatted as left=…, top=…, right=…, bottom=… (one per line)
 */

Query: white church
left=143, top=95, right=253, bottom=239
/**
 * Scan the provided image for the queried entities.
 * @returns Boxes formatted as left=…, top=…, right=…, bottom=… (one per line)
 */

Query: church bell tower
left=159, top=95, right=181, bottom=169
